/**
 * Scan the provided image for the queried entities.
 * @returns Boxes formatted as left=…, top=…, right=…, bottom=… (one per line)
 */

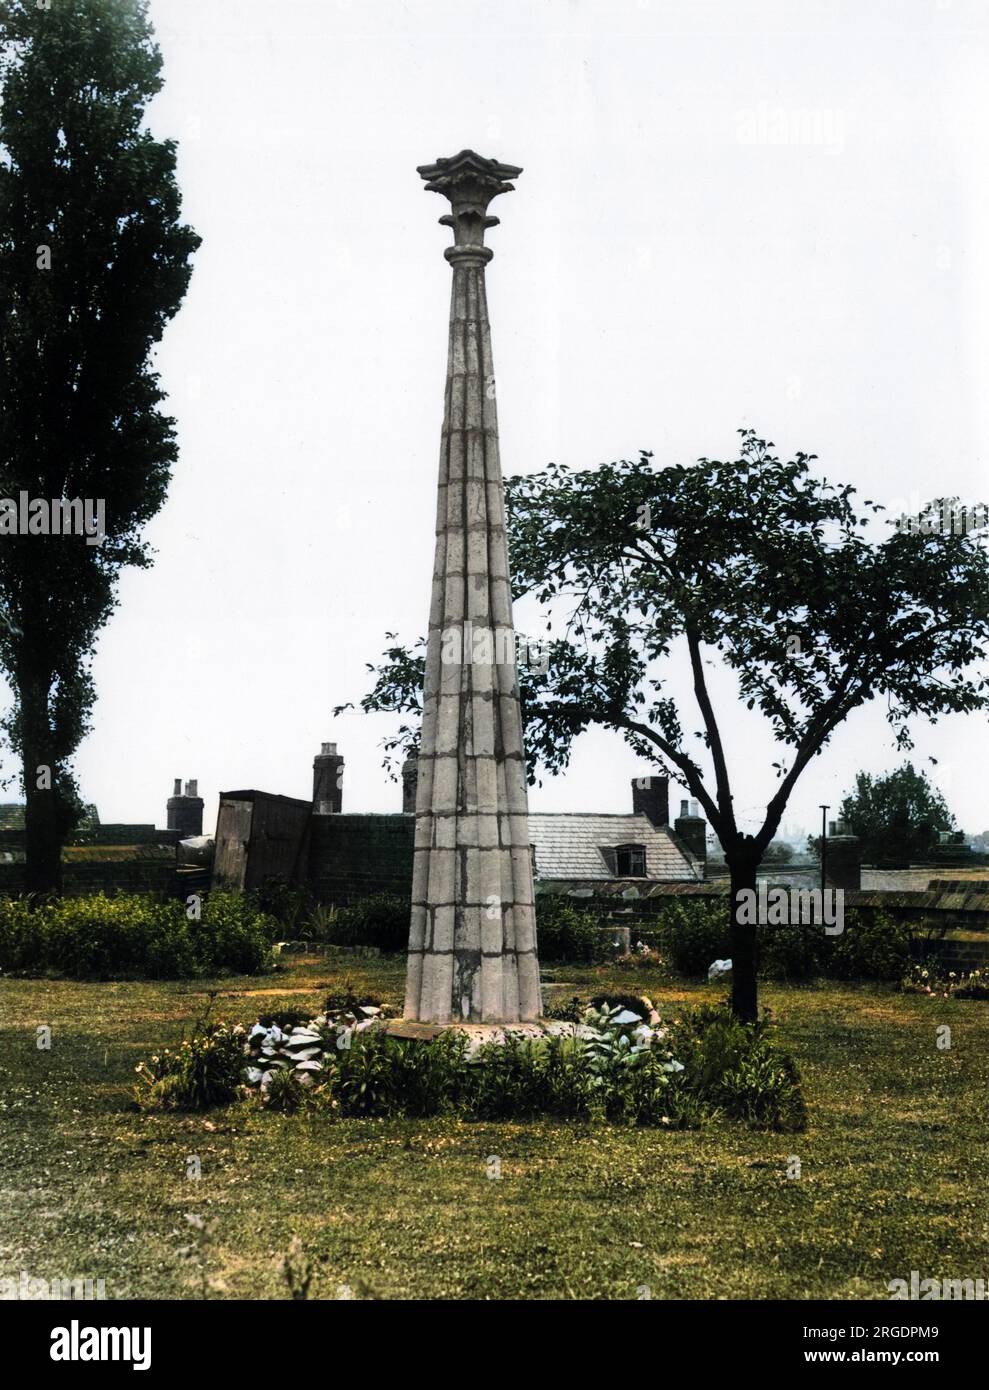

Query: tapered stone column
left=404, top=150, right=542, bottom=1024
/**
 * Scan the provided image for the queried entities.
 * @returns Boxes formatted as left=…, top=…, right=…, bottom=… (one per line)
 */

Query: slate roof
left=528, top=813, right=702, bottom=883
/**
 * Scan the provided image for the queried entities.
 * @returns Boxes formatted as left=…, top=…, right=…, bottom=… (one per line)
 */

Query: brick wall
left=0, top=859, right=180, bottom=898
left=308, top=813, right=414, bottom=905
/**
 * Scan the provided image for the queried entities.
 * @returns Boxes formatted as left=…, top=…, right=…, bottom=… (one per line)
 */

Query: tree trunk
left=728, top=859, right=759, bottom=1022
left=20, top=675, right=63, bottom=895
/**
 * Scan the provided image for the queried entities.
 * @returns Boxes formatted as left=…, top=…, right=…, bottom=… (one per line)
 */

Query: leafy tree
left=762, top=839, right=796, bottom=865
left=347, top=432, right=989, bottom=1019
left=0, top=0, right=199, bottom=889
left=808, top=762, right=956, bottom=864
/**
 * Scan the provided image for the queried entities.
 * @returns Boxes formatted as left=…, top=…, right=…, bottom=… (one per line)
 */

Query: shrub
left=389, top=1033, right=469, bottom=1117
left=669, top=1004, right=807, bottom=1132
left=196, top=892, right=275, bottom=975
left=249, top=881, right=316, bottom=933
left=647, top=896, right=911, bottom=985
left=0, top=896, right=52, bottom=972
left=535, top=895, right=611, bottom=963
left=0, top=891, right=275, bottom=979
left=652, top=900, right=730, bottom=977
left=463, top=1035, right=551, bottom=1120
left=328, top=895, right=409, bottom=953
left=134, top=1022, right=246, bottom=1111
left=333, top=1028, right=402, bottom=1115
left=758, top=919, right=824, bottom=981
left=826, top=909, right=910, bottom=982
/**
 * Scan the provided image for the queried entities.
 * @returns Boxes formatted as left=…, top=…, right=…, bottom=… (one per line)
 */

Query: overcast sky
left=3, top=0, right=987, bottom=841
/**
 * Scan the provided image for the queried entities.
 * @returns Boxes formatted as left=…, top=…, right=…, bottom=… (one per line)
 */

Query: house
left=209, top=749, right=707, bottom=902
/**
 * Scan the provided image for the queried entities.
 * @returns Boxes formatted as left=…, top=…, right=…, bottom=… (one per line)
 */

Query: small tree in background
left=809, top=762, right=957, bottom=865
left=350, top=432, right=989, bottom=1020
left=0, top=0, right=199, bottom=889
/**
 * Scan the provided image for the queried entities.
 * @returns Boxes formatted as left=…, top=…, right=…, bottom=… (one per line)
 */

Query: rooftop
left=528, top=812, right=702, bottom=883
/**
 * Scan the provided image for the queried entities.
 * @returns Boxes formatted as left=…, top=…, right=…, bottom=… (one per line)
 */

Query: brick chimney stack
left=167, top=777, right=204, bottom=837
left=826, top=820, right=861, bottom=891
left=313, top=742, right=343, bottom=814
left=401, top=753, right=418, bottom=813
left=674, top=797, right=707, bottom=872
left=632, top=776, right=669, bottom=827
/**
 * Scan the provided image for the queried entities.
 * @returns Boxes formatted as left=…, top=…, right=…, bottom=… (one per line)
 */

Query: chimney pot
left=173, top=778, right=182, bottom=796
left=313, top=743, right=344, bottom=813
left=186, top=779, right=198, bottom=798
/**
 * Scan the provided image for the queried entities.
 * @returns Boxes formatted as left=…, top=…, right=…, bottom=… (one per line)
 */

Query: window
left=614, top=843, right=646, bottom=877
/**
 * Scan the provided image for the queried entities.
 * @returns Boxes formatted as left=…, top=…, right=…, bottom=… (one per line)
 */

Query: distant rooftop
left=0, top=803, right=100, bottom=832
left=528, top=812, right=702, bottom=883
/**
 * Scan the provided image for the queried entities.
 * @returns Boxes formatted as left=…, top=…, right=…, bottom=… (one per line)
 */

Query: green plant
left=329, top=896, right=410, bottom=953
left=390, top=1033, right=470, bottom=1117
left=134, top=1021, right=245, bottom=1111
left=196, top=892, right=276, bottom=974
left=826, top=909, right=910, bottom=982
left=0, top=891, right=276, bottom=980
left=334, top=1029, right=399, bottom=1116
left=653, top=900, right=730, bottom=977
left=262, top=1067, right=308, bottom=1113
left=544, top=994, right=584, bottom=1023
left=670, top=1003, right=807, bottom=1133
left=535, top=895, right=610, bottom=963
left=250, top=882, right=316, bottom=934
left=758, top=918, right=824, bottom=981
left=464, top=1035, right=550, bottom=1120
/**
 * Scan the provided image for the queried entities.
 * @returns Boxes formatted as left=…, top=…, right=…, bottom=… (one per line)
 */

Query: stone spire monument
left=403, top=151, right=542, bottom=1025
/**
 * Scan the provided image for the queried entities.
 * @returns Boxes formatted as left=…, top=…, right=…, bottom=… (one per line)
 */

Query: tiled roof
left=528, top=813, right=702, bottom=883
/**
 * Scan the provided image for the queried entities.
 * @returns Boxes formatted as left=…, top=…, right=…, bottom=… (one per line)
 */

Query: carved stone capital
left=417, top=149, right=522, bottom=262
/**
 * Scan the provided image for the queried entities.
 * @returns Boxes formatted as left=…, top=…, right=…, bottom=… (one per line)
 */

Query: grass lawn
left=1, top=957, right=986, bottom=1300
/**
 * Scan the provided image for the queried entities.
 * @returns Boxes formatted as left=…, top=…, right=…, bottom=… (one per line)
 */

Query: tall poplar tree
left=0, top=0, right=199, bottom=888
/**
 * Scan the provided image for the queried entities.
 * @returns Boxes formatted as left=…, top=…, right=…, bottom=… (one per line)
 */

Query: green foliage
left=227, top=995, right=803, bottom=1131
left=262, top=1067, right=310, bottom=1114
left=464, top=1035, right=552, bottom=1121
left=825, top=909, right=911, bottom=982
left=0, top=891, right=275, bottom=978
left=195, top=892, right=277, bottom=974
left=328, top=895, right=410, bottom=953
left=355, top=428, right=989, bottom=1021
left=250, top=882, right=316, bottom=934
left=809, top=763, right=957, bottom=864
left=535, top=894, right=611, bottom=963
left=134, top=1021, right=245, bottom=1111
left=757, top=919, right=824, bottom=981
left=385, top=1033, right=470, bottom=1118
left=642, top=899, right=910, bottom=984
left=652, top=899, right=729, bottom=977
left=670, top=1004, right=807, bottom=1133
left=0, top=0, right=200, bottom=889
left=332, top=1028, right=401, bottom=1116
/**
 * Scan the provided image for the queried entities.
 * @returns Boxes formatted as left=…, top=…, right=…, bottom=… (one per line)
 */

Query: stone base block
left=382, top=1018, right=553, bottom=1043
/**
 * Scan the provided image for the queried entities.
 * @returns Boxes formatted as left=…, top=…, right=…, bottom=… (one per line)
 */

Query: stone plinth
left=383, top=1018, right=551, bottom=1043
left=404, top=151, right=542, bottom=1025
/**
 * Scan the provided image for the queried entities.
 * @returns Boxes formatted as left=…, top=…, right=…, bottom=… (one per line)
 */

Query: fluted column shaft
left=405, top=151, right=541, bottom=1024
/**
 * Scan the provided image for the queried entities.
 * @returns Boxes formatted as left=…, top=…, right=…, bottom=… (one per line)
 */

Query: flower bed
left=134, top=993, right=807, bottom=1131
left=901, top=963, right=989, bottom=1000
